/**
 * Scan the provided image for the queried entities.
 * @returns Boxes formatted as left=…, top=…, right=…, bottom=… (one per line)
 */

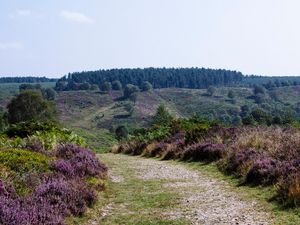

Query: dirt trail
left=92, top=154, right=274, bottom=225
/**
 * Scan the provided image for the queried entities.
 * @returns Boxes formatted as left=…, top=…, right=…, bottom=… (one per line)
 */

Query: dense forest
left=55, top=68, right=244, bottom=91
left=243, top=75, right=300, bottom=86
left=0, top=76, right=57, bottom=83
left=55, top=67, right=300, bottom=91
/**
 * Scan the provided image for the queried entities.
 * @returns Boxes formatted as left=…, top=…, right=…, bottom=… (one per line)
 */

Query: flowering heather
left=33, top=178, right=96, bottom=216
left=0, top=132, right=107, bottom=224
left=181, top=143, right=226, bottom=162
left=51, top=159, right=74, bottom=176
left=0, top=195, right=65, bottom=225
left=116, top=122, right=300, bottom=206
left=245, top=156, right=280, bottom=185
left=55, top=143, right=108, bottom=177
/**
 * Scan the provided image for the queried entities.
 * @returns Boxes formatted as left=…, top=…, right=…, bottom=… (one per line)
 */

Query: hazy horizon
left=1, top=0, right=300, bottom=78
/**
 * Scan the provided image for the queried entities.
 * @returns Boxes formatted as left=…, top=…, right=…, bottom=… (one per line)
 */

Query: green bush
left=5, top=121, right=58, bottom=138
left=152, top=104, right=173, bottom=126
left=130, top=126, right=170, bottom=143
left=3, top=122, right=86, bottom=151
left=0, top=149, right=51, bottom=174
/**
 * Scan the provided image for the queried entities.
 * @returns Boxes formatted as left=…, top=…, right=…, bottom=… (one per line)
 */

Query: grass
left=72, top=127, right=117, bottom=153
left=179, top=161, right=300, bottom=225
left=67, top=153, right=189, bottom=225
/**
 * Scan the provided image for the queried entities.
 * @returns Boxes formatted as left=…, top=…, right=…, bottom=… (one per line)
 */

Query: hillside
left=56, top=85, right=300, bottom=152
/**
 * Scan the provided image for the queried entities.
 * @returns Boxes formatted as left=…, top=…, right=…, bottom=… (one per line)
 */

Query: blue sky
left=1, top=0, right=300, bottom=77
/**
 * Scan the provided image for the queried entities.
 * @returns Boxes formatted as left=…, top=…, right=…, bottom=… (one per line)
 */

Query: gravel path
left=99, top=154, right=274, bottom=225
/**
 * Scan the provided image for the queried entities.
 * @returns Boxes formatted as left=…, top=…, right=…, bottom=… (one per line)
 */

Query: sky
left=1, top=0, right=300, bottom=78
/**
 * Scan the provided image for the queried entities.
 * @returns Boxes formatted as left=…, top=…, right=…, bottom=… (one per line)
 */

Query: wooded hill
left=55, top=67, right=244, bottom=91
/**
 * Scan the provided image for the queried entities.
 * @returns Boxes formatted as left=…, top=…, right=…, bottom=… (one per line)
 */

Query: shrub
left=245, top=156, right=280, bottom=185
left=207, top=86, right=216, bottom=96
left=123, top=84, right=139, bottom=99
left=112, top=80, right=122, bottom=90
left=115, top=125, right=129, bottom=140
left=0, top=149, right=51, bottom=174
left=152, top=104, right=173, bottom=126
left=276, top=172, right=300, bottom=207
left=56, top=143, right=108, bottom=177
left=0, top=196, right=65, bottom=225
left=51, top=160, right=74, bottom=176
left=141, top=81, right=153, bottom=92
left=5, top=121, right=56, bottom=138
left=181, top=143, right=225, bottom=162
left=33, top=178, right=96, bottom=216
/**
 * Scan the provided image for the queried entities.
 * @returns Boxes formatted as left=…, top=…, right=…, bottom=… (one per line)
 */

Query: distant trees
left=268, top=90, right=280, bottom=102
left=19, top=84, right=42, bottom=92
left=7, top=90, right=57, bottom=124
left=56, top=67, right=244, bottom=91
left=19, top=84, right=57, bottom=101
left=0, top=77, right=57, bottom=83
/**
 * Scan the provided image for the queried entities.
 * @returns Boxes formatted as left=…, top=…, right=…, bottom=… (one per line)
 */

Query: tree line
left=55, top=67, right=244, bottom=91
left=0, top=76, right=57, bottom=83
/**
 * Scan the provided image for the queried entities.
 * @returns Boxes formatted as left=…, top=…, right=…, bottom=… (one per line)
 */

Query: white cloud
left=0, top=42, right=23, bottom=50
left=9, top=9, right=31, bottom=19
left=61, top=10, right=94, bottom=24
left=16, top=9, right=31, bottom=17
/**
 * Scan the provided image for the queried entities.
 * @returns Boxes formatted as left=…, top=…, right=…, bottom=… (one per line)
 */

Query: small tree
left=253, top=85, right=265, bottom=95
left=115, top=125, right=129, bottom=140
left=43, top=88, right=57, bottom=101
left=101, top=82, right=112, bottom=92
left=207, top=86, right=216, bottom=96
left=55, top=81, right=67, bottom=91
left=250, top=108, right=271, bottom=124
left=240, top=105, right=250, bottom=118
left=242, top=115, right=256, bottom=125
left=112, top=80, right=122, bottom=90
left=254, top=93, right=266, bottom=104
left=7, top=90, right=57, bottom=124
left=123, top=84, right=140, bottom=99
left=141, top=81, right=153, bottom=92
left=152, top=104, right=173, bottom=126
left=90, top=84, right=99, bottom=91
left=78, top=82, right=91, bottom=90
